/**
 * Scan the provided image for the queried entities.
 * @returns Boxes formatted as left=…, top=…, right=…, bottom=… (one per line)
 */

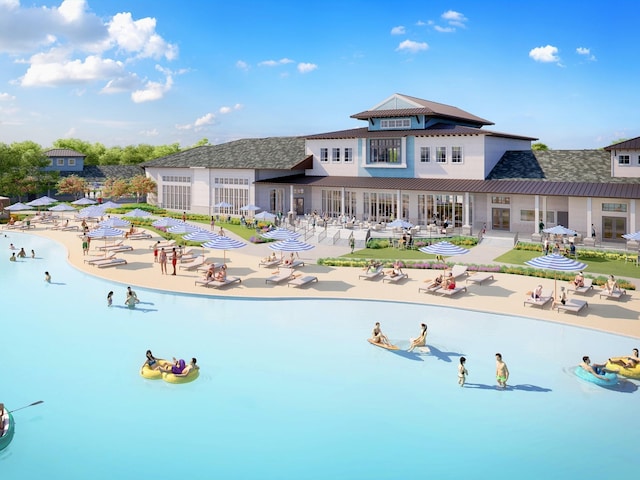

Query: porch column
left=289, top=185, right=295, bottom=214
left=341, top=187, right=346, bottom=216
left=534, top=195, right=540, bottom=234
left=462, top=192, right=472, bottom=235
left=630, top=199, right=636, bottom=233
left=583, top=198, right=595, bottom=247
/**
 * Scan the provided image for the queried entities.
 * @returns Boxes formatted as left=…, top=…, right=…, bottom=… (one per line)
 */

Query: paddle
left=9, top=400, right=44, bottom=413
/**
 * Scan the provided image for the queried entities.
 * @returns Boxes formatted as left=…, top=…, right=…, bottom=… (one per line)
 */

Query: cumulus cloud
left=131, top=73, right=173, bottom=103
left=297, top=62, right=317, bottom=73
left=441, top=10, right=468, bottom=28
left=0, top=92, right=15, bottom=101
left=219, top=103, right=242, bottom=114
left=258, top=58, right=294, bottom=67
left=391, top=25, right=406, bottom=35
left=194, top=112, right=215, bottom=127
left=107, top=12, right=177, bottom=60
left=139, top=128, right=159, bottom=137
left=396, top=39, right=428, bottom=53
left=529, top=45, right=560, bottom=63
left=21, top=54, right=125, bottom=86
left=235, top=60, right=249, bottom=71
left=576, top=47, right=596, bottom=61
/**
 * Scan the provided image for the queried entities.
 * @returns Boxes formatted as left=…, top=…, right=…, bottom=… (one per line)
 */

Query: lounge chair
left=282, top=259, right=305, bottom=269
left=382, top=272, right=408, bottom=284
left=359, top=266, right=383, bottom=280
left=265, top=268, right=295, bottom=284
left=567, top=278, right=593, bottom=295
left=97, top=240, right=124, bottom=251
left=524, top=290, right=553, bottom=308
left=94, top=258, right=127, bottom=268
left=598, top=289, right=627, bottom=300
left=179, top=256, right=205, bottom=271
left=102, top=245, right=133, bottom=253
left=196, top=276, right=242, bottom=289
left=465, top=273, right=494, bottom=285
left=438, top=285, right=468, bottom=297
left=450, top=265, right=469, bottom=279
left=61, top=225, right=80, bottom=231
left=418, top=283, right=442, bottom=294
left=196, top=262, right=224, bottom=275
left=259, top=258, right=281, bottom=268
left=127, top=232, right=152, bottom=240
left=84, top=252, right=116, bottom=264
left=555, top=299, right=588, bottom=315
left=149, top=240, right=176, bottom=250
left=288, top=276, right=318, bottom=288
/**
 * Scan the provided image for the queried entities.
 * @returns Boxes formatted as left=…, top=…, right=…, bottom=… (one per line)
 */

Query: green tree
left=532, top=142, right=549, bottom=151
left=0, top=141, right=57, bottom=200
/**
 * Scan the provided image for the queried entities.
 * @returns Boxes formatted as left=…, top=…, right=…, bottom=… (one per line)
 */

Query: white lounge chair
left=450, top=265, right=469, bottom=279
left=149, top=240, right=176, bottom=250
left=282, top=259, right=305, bottom=269
left=359, top=266, right=383, bottom=280
left=97, top=240, right=124, bottom=251
left=288, top=276, right=318, bottom=288
left=567, top=278, right=593, bottom=295
left=259, top=258, right=281, bottom=268
left=179, top=256, right=205, bottom=271
left=127, top=232, right=152, bottom=240
left=555, top=299, right=588, bottom=315
left=438, top=285, right=468, bottom=297
left=418, top=283, right=442, bottom=294
left=196, top=262, right=224, bottom=275
left=265, top=268, right=295, bottom=284
left=196, top=276, right=242, bottom=289
left=95, top=257, right=127, bottom=268
left=524, top=290, right=553, bottom=308
left=466, top=273, right=494, bottom=285
left=102, top=245, right=133, bottom=253
left=84, top=252, right=116, bottom=264
left=598, top=289, right=627, bottom=300
left=382, top=272, right=408, bottom=284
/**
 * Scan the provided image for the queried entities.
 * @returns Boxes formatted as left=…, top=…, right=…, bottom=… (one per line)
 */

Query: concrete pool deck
left=15, top=224, right=640, bottom=339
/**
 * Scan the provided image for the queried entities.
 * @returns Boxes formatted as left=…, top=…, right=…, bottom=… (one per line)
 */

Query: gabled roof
left=60, top=165, right=144, bottom=182
left=305, top=124, right=536, bottom=141
left=143, top=137, right=311, bottom=170
left=350, top=93, right=493, bottom=126
left=604, top=136, right=640, bottom=150
left=44, top=148, right=86, bottom=157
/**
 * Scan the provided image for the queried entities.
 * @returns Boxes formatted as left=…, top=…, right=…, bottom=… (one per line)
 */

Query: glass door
left=492, top=208, right=510, bottom=231
left=602, top=217, right=626, bottom=242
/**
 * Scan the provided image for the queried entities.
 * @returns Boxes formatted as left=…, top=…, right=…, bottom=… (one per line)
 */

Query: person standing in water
left=107, top=291, right=113, bottom=307
left=458, top=357, right=468, bottom=387
left=495, top=353, right=509, bottom=388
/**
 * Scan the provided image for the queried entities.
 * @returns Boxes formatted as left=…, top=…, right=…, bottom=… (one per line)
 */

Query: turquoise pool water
left=1, top=232, right=638, bottom=480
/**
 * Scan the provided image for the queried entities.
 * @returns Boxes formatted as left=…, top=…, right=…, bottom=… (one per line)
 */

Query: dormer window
left=380, top=118, right=410, bottom=129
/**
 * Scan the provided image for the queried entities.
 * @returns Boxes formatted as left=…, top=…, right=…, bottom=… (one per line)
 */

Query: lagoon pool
left=1, top=232, right=638, bottom=480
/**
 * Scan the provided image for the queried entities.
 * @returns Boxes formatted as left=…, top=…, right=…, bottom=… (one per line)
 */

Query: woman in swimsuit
left=370, top=322, right=390, bottom=346
left=407, top=323, right=428, bottom=352
left=141, top=350, right=159, bottom=373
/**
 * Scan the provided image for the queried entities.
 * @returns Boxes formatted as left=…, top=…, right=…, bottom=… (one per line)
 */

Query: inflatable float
left=367, top=339, right=399, bottom=350
left=0, top=407, right=15, bottom=452
left=605, top=357, right=640, bottom=379
left=162, top=368, right=200, bottom=384
left=575, top=366, right=618, bottom=387
left=140, top=359, right=170, bottom=380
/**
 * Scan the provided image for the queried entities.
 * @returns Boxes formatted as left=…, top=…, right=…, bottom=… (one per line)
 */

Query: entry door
left=492, top=208, right=510, bottom=231
left=294, top=198, right=304, bottom=215
left=602, top=217, right=626, bottom=242
left=557, top=211, right=568, bottom=227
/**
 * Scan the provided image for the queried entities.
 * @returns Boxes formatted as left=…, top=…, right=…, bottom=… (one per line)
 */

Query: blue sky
left=0, top=0, right=638, bottom=149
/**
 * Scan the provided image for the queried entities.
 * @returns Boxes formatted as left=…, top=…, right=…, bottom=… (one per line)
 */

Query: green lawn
left=343, top=247, right=444, bottom=261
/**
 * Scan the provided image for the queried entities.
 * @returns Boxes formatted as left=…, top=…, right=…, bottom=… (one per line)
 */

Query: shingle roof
left=350, top=93, right=493, bottom=126
left=60, top=165, right=144, bottom=182
left=44, top=149, right=86, bottom=157
left=143, top=137, right=310, bottom=170
left=305, top=124, right=536, bottom=141
left=604, top=136, right=640, bottom=150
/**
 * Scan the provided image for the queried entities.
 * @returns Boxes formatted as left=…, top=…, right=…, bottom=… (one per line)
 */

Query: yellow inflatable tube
left=606, top=357, right=640, bottom=379
left=140, top=359, right=170, bottom=380
left=162, top=368, right=200, bottom=384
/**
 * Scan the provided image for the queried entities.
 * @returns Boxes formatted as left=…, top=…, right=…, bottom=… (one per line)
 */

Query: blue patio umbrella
left=86, top=225, right=125, bottom=250
left=152, top=217, right=183, bottom=228
left=525, top=253, right=587, bottom=297
left=100, top=201, right=121, bottom=209
left=268, top=238, right=314, bottom=253
left=254, top=211, right=276, bottom=221
left=71, top=198, right=97, bottom=205
left=240, top=204, right=261, bottom=211
left=48, top=204, right=76, bottom=212
left=202, top=236, right=246, bottom=263
left=622, top=231, right=640, bottom=241
left=5, top=202, right=34, bottom=211
left=124, top=208, right=152, bottom=218
left=77, top=205, right=106, bottom=218
left=419, top=240, right=469, bottom=273
left=27, top=196, right=57, bottom=207
left=167, top=223, right=203, bottom=235
left=543, top=225, right=578, bottom=236
left=183, top=230, right=220, bottom=257
left=388, top=219, right=413, bottom=229
left=261, top=228, right=300, bottom=240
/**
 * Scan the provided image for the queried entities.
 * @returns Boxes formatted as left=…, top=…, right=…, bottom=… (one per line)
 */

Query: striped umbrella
left=268, top=238, right=314, bottom=253
left=99, top=217, right=131, bottom=228
left=183, top=230, right=220, bottom=257
left=71, top=198, right=97, bottom=205
left=27, top=196, right=57, bottom=207
left=100, top=201, right=121, bottom=209
left=48, top=204, right=76, bottom=212
left=622, top=231, right=640, bottom=241
left=77, top=205, right=106, bottom=218
left=167, top=223, right=203, bottom=235
left=202, top=236, right=246, bottom=263
left=419, top=241, right=470, bottom=276
left=152, top=217, right=183, bottom=228
left=124, top=208, right=152, bottom=218
left=87, top=225, right=125, bottom=250
left=261, top=228, right=301, bottom=240
left=525, top=253, right=588, bottom=298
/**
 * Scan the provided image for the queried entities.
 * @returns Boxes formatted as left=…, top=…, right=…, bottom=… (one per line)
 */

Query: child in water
left=458, top=357, right=468, bottom=387
left=107, top=291, right=113, bottom=307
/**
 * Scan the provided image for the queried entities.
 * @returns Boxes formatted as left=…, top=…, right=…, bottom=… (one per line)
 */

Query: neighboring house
left=44, top=149, right=86, bottom=173
left=143, top=93, right=640, bottom=242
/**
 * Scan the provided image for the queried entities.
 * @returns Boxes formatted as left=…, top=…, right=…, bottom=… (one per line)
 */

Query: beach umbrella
left=48, top=204, right=76, bottom=212
left=268, top=238, right=314, bottom=253
left=525, top=253, right=587, bottom=297
left=622, top=231, right=640, bottom=241
left=5, top=202, right=34, bottom=211
left=202, top=236, right=246, bottom=263
left=100, top=201, right=120, bottom=209
left=124, top=208, right=152, bottom=218
left=183, top=230, right=219, bottom=257
left=71, top=198, right=97, bottom=205
left=77, top=205, right=106, bottom=218
left=167, top=223, right=203, bottom=235
left=215, top=201, right=233, bottom=208
left=86, top=225, right=125, bottom=250
left=99, top=217, right=131, bottom=228
left=254, top=211, right=276, bottom=221
left=152, top=217, right=183, bottom=228
left=419, top=241, right=470, bottom=275
left=543, top=225, right=578, bottom=236
left=261, top=228, right=300, bottom=240
left=240, top=204, right=261, bottom=215
left=388, top=219, right=413, bottom=229
left=27, top=196, right=57, bottom=207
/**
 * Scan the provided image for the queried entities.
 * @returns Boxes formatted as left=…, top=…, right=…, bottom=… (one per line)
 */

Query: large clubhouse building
left=143, top=94, right=640, bottom=242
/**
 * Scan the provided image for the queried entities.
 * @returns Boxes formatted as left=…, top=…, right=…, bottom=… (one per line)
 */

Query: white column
left=541, top=196, right=547, bottom=228
left=341, top=187, right=346, bottom=216
left=397, top=189, right=402, bottom=219
left=289, top=185, right=295, bottom=214
left=630, top=199, right=636, bottom=233
left=586, top=197, right=592, bottom=235
left=534, top=194, right=540, bottom=234
left=463, top=192, right=470, bottom=227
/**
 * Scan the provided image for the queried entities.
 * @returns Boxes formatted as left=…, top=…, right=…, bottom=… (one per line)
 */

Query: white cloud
left=64, top=126, right=77, bottom=137
left=416, top=20, right=427, bottom=26
left=194, top=112, right=215, bottom=127
left=139, top=128, right=159, bottom=137
left=434, top=26, right=455, bottom=33
left=131, top=73, right=173, bottom=103
left=258, top=58, right=294, bottom=67
left=219, top=103, right=242, bottom=114
left=441, top=10, right=468, bottom=28
left=529, top=45, right=560, bottom=63
left=58, top=0, right=85, bottom=23
left=100, top=72, right=141, bottom=94
left=297, top=62, right=317, bottom=73
left=21, top=54, right=125, bottom=86
left=108, top=12, right=178, bottom=60
left=576, top=47, right=596, bottom=61
left=391, top=25, right=406, bottom=35
left=396, top=39, right=428, bottom=53
left=235, top=60, right=249, bottom=71
left=0, top=92, right=15, bottom=101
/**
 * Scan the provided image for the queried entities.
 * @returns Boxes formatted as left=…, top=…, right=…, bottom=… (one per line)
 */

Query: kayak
left=0, top=408, right=15, bottom=452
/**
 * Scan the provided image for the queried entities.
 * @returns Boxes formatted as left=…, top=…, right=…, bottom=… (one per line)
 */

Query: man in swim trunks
left=580, top=356, right=611, bottom=381
left=173, top=358, right=198, bottom=377
left=495, top=353, right=509, bottom=388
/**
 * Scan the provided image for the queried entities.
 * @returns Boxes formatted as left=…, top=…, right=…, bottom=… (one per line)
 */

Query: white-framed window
left=57, top=159, right=64, bottom=166
left=332, top=148, right=340, bottom=162
left=618, top=155, right=630, bottom=165
left=380, top=118, right=410, bottom=129
left=436, top=147, right=447, bottom=163
left=320, top=148, right=328, bottom=162
left=369, top=138, right=401, bottom=164
left=68, top=158, right=76, bottom=166
left=344, top=148, right=353, bottom=163
left=451, top=146, right=463, bottom=163
left=520, top=210, right=535, bottom=221
left=420, top=147, right=430, bottom=163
